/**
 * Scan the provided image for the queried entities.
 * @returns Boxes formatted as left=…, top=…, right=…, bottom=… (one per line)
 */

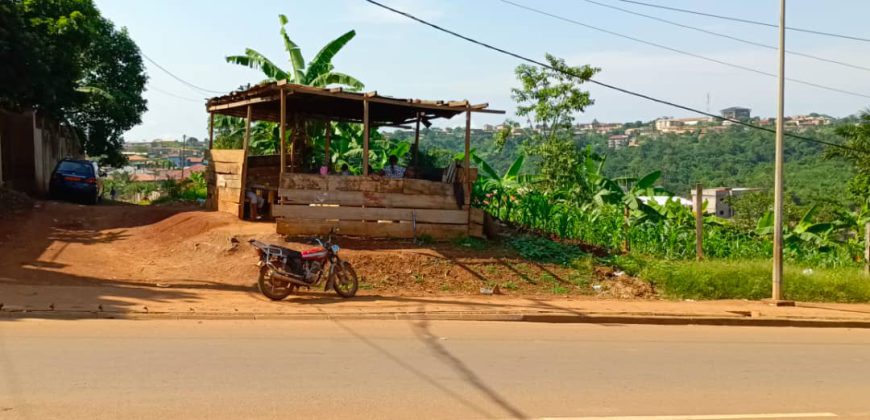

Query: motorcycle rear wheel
left=331, top=260, right=358, bottom=298
left=257, top=266, right=293, bottom=301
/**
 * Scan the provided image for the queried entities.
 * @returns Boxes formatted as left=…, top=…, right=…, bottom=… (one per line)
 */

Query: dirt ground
left=0, top=199, right=652, bottom=298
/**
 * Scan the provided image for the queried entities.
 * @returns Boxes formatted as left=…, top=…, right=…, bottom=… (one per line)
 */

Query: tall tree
left=510, top=54, right=598, bottom=190
left=0, top=0, right=147, bottom=166
left=827, top=111, right=870, bottom=203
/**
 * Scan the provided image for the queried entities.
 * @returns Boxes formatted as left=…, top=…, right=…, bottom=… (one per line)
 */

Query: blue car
left=49, top=159, right=104, bottom=204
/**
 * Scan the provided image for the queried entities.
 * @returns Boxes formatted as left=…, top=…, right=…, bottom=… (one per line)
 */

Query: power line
left=141, top=52, right=225, bottom=95
left=499, top=0, right=870, bottom=100
left=360, top=0, right=862, bottom=154
left=579, top=0, right=870, bottom=73
left=147, top=84, right=203, bottom=103
left=613, top=0, right=870, bottom=43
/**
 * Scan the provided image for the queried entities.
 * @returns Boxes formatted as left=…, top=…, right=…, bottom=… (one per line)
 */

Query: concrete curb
left=3, top=308, right=870, bottom=328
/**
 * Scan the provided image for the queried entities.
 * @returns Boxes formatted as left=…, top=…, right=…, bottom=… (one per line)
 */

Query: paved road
left=1, top=320, right=868, bottom=420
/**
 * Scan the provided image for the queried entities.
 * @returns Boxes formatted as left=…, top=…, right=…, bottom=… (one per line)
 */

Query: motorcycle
left=249, top=235, right=358, bottom=301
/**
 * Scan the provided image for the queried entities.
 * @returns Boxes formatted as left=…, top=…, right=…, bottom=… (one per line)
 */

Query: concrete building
left=691, top=187, right=760, bottom=218
left=721, top=107, right=751, bottom=120
left=608, top=134, right=630, bottom=149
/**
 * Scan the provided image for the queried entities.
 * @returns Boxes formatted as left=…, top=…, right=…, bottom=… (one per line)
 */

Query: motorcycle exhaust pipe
left=266, top=265, right=311, bottom=287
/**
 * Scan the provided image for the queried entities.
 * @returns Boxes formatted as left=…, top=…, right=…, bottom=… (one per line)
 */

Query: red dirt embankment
left=0, top=200, right=604, bottom=297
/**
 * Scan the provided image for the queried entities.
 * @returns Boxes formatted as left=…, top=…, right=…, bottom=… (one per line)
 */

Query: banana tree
left=472, top=153, right=529, bottom=221
left=756, top=204, right=837, bottom=253
left=226, top=14, right=363, bottom=90
left=595, top=170, right=667, bottom=251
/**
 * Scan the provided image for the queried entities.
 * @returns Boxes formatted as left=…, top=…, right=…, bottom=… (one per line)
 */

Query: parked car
left=49, top=159, right=104, bottom=204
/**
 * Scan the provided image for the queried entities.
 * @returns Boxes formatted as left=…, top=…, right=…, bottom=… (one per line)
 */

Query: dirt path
left=0, top=200, right=600, bottom=297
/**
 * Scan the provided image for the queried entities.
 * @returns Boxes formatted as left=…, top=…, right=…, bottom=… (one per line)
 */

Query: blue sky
left=92, top=0, right=870, bottom=142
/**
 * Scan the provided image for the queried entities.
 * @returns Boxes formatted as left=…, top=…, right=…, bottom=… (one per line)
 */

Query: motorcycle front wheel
left=257, top=266, right=293, bottom=301
left=331, top=260, right=358, bottom=298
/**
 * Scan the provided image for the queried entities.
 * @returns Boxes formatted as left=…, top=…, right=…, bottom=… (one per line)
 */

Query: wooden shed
left=204, top=81, right=503, bottom=240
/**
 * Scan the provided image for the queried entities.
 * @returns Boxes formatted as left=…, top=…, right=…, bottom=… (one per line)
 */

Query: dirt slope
left=0, top=200, right=645, bottom=298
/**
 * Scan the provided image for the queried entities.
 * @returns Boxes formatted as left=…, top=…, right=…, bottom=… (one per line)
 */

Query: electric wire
left=498, top=0, right=870, bottom=100
left=579, top=0, right=870, bottom=73
left=361, top=0, right=864, bottom=154
left=613, top=0, right=870, bottom=43
left=141, top=52, right=226, bottom=95
left=147, top=84, right=203, bottom=103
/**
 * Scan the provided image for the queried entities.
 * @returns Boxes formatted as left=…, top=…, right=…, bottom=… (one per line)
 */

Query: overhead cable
left=361, top=0, right=864, bottom=154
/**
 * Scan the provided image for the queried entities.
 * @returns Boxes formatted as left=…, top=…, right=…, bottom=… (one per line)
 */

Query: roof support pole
left=363, top=99, right=370, bottom=176
left=413, top=112, right=421, bottom=173
left=238, top=105, right=252, bottom=219
left=464, top=108, right=471, bottom=210
left=279, top=88, right=287, bottom=177
left=324, top=120, right=331, bottom=169
left=208, top=112, right=214, bottom=150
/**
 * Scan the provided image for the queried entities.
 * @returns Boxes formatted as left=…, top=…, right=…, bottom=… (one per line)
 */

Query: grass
left=508, top=235, right=585, bottom=266
left=639, top=259, right=870, bottom=303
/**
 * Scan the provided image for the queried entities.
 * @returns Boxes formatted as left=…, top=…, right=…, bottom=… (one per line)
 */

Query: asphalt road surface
left=1, top=319, right=869, bottom=420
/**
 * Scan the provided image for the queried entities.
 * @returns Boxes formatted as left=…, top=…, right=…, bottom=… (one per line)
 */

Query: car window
left=57, top=161, right=94, bottom=177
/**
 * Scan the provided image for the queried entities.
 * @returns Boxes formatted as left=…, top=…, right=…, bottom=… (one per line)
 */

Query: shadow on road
left=332, top=319, right=497, bottom=418
left=411, top=318, right=529, bottom=419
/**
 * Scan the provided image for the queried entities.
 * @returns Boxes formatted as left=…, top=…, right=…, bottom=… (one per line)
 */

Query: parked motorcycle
left=249, top=235, right=358, bottom=301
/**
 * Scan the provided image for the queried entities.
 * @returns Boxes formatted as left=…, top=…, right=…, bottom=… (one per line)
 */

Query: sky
left=92, top=0, right=870, bottom=142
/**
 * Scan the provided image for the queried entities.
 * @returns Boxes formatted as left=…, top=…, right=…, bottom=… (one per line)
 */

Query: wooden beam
left=413, top=112, right=421, bottom=171
left=206, top=95, right=281, bottom=112
left=238, top=105, right=253, bottom=218
left=208, top=112, right=215, bottom=150
left=277, top=189, right=459, bottom=210
left=324, top=120, right=331, bottom=168
left=363, top=99, right=370, bottom=176
left=279, top=88, right=287, bottom=177
left=274, top=205, right=470, bottom=224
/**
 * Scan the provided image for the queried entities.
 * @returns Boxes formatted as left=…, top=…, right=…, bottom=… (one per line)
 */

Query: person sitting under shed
left=382, top=155, right=406, bottom=179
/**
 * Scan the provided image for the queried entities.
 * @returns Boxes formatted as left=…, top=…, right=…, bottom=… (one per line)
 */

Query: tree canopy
left=0, top=0, right=147, bottom=166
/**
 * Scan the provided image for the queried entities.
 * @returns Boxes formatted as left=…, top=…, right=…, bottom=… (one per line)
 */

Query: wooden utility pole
left=363, top=99, right=370, bottom=176
left=695, top=184, right=704, bottom=261
left=464, top=109, right=471, bottom=210
left=772, top=0, right=787, bottom=302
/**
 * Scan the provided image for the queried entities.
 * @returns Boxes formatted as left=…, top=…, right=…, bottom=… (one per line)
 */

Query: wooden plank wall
left=206, top=149, right=245, bottom=215
left=275, top=174, right=484, bottom=239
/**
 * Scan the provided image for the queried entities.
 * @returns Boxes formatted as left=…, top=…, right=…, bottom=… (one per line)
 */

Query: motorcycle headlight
left=331, top=244, right=340, bottom=254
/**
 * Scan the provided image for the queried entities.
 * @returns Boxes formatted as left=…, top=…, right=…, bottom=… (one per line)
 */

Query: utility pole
left=772, top=0, right=792, bottom=305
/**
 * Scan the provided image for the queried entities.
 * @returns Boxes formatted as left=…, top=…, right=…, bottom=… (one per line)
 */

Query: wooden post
left=324, top=120, right=331, bottom=168
left=864, top=222, right=870, bottom=276
left=695, top=183, right=704, bottom=261
left=363, top=99, right=370, bottom=176
left=413, top=112, right=421, bottom=171
left=238, top=105, right=252, bottom=218
left=464, top=108, right=471, bottom=211
left=208, top=112, right=214, bottom=150
left=279, top=88, right=287, bottom=176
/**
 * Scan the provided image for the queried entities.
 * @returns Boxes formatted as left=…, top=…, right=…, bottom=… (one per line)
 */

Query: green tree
left=827, top=111, right=870, bottom=202
left=0, top=0, right=147, bottom=166
left=510, top=54, right=598, bottom=190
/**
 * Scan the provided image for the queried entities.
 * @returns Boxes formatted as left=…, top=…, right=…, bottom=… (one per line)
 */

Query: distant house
left=721, top=107, right=751, bottom=120
left=608, top=134, right=630, bottom=149
left=692, top=187, right=761, bottom=218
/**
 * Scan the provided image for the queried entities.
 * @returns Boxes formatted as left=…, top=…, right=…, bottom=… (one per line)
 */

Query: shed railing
left=275, top=173, right=484, bottom=239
